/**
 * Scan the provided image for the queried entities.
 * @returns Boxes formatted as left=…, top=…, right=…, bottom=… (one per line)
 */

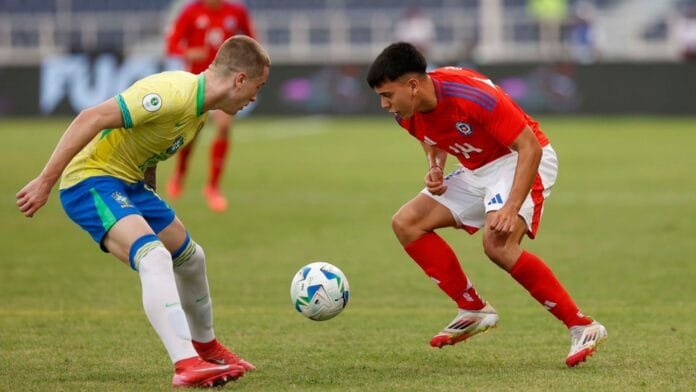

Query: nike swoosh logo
left=165, top=302, right=180, bottom=308
left=193, top=365, right=229, bottom=373
left=208, top=358, right=226, bottom=365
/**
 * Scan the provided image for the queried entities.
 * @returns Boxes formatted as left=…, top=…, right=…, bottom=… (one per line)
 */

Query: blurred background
left=0, top=0, right=695, bottom=117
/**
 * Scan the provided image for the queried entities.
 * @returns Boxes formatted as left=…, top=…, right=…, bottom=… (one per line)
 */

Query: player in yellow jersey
left=16, top=35, right=270, bottom=388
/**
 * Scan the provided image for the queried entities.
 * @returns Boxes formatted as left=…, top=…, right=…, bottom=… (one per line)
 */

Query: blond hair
left=210, top=35, right=271, bottom=79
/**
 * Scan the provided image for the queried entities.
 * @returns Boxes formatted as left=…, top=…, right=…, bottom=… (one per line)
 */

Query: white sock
left=137, top=244, right=198, bottom=363
left=173, top=242, right=215, bottom=343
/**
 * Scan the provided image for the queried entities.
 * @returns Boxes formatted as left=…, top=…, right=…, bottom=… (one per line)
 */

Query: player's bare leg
left=482, top=213, right=607, bottom=367
left=204, top=110, right=232, bottom=212
left=393, top=194, right=497, bottom=347
left=158, top=218, right=255, bottom=372
left=392, top=194, right=455, bottom=246
left=480, top=212, right=528, bottom=272
left=104, top=215, right=243, bottom=386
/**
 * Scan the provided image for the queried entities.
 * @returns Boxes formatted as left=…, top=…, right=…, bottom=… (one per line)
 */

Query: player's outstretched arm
left=16, top=99, right=123, bottom=218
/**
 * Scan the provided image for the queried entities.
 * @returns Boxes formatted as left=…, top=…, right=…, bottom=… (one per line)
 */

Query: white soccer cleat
left=430, top=304, right=499, bottom=348
left=566, top=321, right=608, bottom=367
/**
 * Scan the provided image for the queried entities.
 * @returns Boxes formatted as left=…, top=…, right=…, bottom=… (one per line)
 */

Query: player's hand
left=425, top=166, right=447, bottom=196
left=16, top=177, right=52, bottom=218
left=487, top=205, right=518, bottom=234
left=185, top=47, right=208, bottom=62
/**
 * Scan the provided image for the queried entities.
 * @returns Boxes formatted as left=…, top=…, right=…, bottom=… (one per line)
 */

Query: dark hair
left=366, top=42, right=427, bottom=88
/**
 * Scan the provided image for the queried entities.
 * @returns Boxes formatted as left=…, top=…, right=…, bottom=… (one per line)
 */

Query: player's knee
left=482, top=236, right=504, bottom=263
left=482, top=235, right=518, bottom=270
left=391, top=209, right=414, bottom=239
left=393, top=209, right=430, bottom=245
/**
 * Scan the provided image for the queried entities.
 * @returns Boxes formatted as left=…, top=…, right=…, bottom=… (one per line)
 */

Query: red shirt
left=166, top=1, right=256, bottom=74
left=397, top=67, right=549, bottom=170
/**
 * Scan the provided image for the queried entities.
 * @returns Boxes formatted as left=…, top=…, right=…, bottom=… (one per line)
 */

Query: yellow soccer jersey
left=60, top=71, right=208, bottom=189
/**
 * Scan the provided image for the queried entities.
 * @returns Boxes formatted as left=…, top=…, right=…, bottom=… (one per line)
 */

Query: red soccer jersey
left=397, top=67, right=549, bottom=170
left=166, top=1, right=256, bottom=74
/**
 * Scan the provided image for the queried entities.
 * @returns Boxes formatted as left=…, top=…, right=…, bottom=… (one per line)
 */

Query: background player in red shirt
left=166, top=0, right=257, bottom=212
left=366, top=42, right=607, bottom=367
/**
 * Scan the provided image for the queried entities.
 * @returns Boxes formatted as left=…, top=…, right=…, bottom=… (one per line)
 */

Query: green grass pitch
left=1, top=116, right=695, bottom=391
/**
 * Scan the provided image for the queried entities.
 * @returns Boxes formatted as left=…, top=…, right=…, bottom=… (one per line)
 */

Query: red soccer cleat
left=171, top=356, right=244, bottom=388
left=429, top=304, right=499, bottom=348
left=203, top=186, right=228, bottom=212
left=193, top=339, right=256, bottom=372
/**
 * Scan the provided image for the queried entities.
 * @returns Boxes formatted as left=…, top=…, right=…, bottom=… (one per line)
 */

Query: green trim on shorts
left=116, top=94, right=134, bottom=128
left=90, top=188, right=117, bottom=232
left=196, top=74, right=205, bottom=117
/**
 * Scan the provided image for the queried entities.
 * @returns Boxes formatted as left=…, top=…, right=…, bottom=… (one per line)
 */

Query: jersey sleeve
left=115, top=76, right=186, bottom=129
left=471, top=88, right=528, bottom=147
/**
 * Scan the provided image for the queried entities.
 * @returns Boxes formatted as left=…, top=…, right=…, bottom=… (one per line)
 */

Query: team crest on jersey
left=111, top=192, right=133, bottom=208
left=455, top=122, right=473, bottom=136
left=166, top=136, right=185, bottom=155
left=142, top=93, right=162, bottom=112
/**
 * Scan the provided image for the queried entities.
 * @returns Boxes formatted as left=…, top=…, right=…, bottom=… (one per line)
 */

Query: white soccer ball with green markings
left=290, top=262, right=350, bottom=321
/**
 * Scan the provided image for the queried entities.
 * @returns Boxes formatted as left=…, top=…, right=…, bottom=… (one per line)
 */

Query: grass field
left=1, top=115, right=695, bottom=391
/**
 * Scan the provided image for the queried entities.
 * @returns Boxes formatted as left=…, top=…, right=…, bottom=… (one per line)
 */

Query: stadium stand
left=0, top=0, right=687, bottom=64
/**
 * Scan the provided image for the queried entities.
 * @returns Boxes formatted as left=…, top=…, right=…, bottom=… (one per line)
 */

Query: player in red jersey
left=165, top=0, right=257, bottom=212
left=366, top=42, right=607, bottom=367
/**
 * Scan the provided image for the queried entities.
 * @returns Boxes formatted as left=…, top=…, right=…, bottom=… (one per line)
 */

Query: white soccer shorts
left=421, top=145, right=558, bottom=238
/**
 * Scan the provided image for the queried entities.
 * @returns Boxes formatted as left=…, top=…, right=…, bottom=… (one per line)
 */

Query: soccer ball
left=290, top=261, right=350, bottom=321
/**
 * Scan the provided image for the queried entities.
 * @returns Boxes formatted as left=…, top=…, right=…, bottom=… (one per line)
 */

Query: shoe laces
left=207, top=345, right=241, bottom=363
left=570, top=323, right=600, bottom=348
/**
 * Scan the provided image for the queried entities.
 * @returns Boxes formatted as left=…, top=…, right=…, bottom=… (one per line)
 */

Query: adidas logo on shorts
left=487, top=193, right=503, bottom=206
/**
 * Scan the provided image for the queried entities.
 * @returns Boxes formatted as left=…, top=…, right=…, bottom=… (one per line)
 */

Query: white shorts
left=421, top=145, right=558, bottom=239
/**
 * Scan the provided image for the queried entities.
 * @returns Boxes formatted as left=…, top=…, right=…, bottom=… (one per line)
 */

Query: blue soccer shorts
left=59, top=176, right=176, bottom=251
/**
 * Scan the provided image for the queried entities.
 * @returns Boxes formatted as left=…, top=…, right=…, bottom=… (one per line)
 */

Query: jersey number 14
left=449, top=142, right=483, bottom=159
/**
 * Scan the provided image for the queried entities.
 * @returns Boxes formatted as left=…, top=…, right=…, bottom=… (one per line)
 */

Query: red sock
left=510, top=251, right=592, bottom=328
left=174, top=143, right=194, bottom=180
left=209, top=137, right=229, bottom=189
left=192, top=338, right=218, bottom=353
left=404, top=232, right=485, bottom=310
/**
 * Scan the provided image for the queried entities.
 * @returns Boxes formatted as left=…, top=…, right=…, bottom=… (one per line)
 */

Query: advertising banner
left=0, top=55, right=694, bottom=116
